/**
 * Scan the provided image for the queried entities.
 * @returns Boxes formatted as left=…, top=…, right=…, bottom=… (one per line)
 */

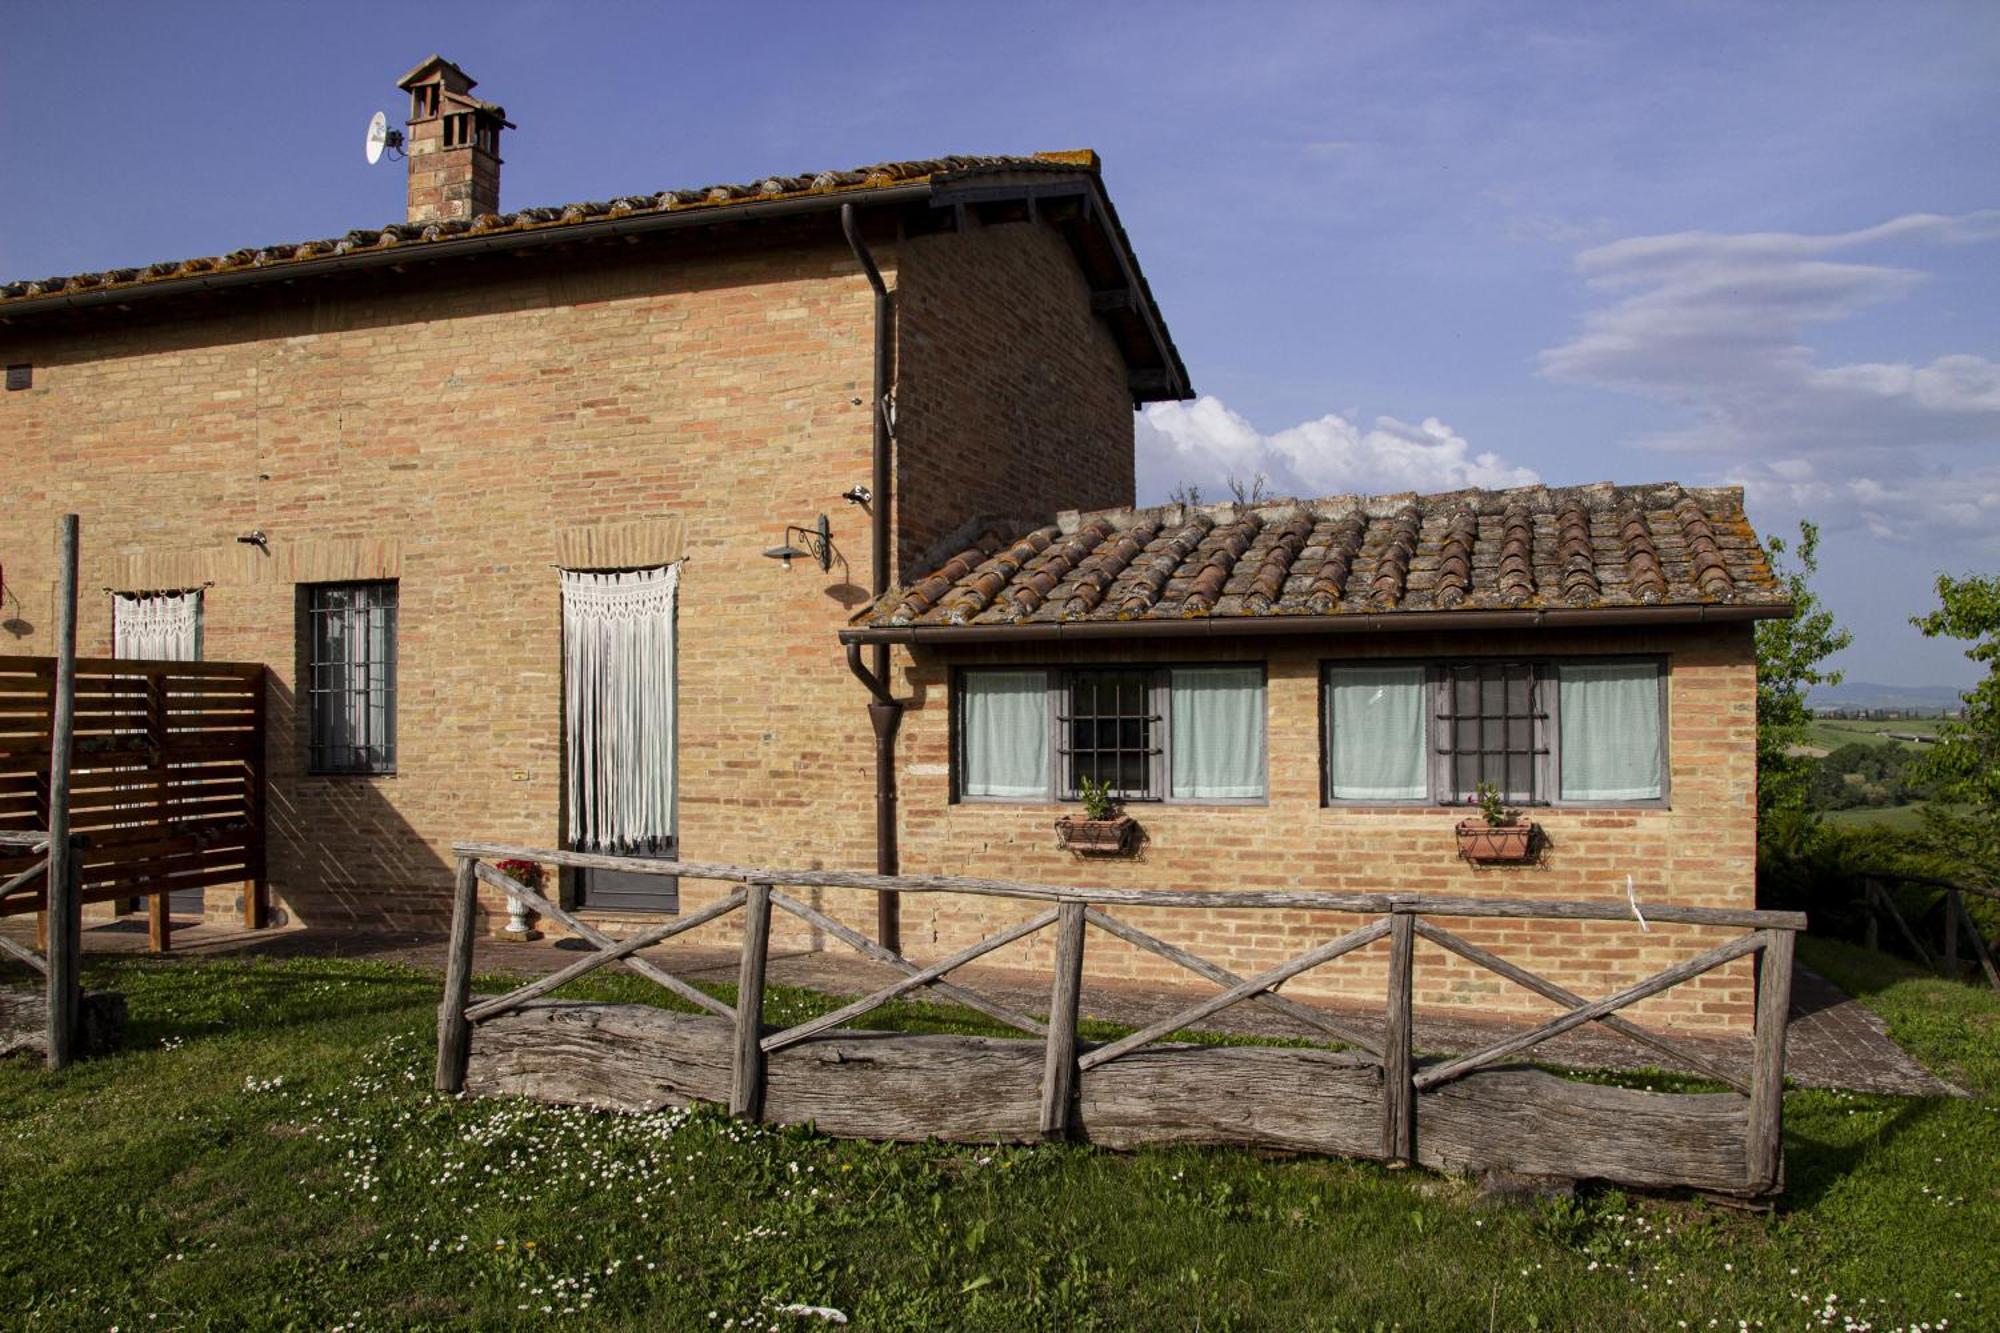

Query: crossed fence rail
left=437, top=842, right=1805, bottom=1194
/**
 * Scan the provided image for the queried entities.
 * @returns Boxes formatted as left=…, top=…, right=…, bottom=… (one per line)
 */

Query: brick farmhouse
left=1, top=58, right=1790, bottom=1034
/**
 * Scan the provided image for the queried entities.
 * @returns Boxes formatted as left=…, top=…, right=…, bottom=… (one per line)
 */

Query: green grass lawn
left=1804, top=718, right=1943, bottom=753
left=0, top=952, right=1994, bottom=1331
left=1820, top=803, right=1929, bottom=832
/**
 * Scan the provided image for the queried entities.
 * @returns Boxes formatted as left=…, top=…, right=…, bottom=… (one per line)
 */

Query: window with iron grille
left=1323, top=657, right=1667, bottom=808
left=954, top=665, right=1267, bottom=804
left=1439, top=661, right=1545, bottom=804
left=306, top=582, right=397, bottom=775
left=1061, top=669, right=1164, bottom=800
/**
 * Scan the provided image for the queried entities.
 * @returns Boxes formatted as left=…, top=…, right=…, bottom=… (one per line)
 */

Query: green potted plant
left=1455, top=782, right=1537, bottom=863
left=1055, top=776, right=1139, bottom=855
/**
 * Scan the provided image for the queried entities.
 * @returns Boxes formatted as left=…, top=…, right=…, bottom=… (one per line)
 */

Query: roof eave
left=929, top=166, right=1191, bottom=403
left=0, top=182, right=942, bottom=323
left=839, top=601, right=1795, bottom=647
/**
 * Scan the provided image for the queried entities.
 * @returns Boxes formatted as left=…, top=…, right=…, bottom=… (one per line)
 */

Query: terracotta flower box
left=1455, top=819, right=1537, bottom=864
left=1055, top=814, right=1139, bottom=856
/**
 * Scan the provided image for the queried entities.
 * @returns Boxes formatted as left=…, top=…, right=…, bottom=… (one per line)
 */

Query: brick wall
left=882, top=622, right=1762, bottom=1036
left=0, top=214, right=1155, bottom=960
left=1, top=234, right=896, bottom=936
left=891, top=216, right=1135, bottom=576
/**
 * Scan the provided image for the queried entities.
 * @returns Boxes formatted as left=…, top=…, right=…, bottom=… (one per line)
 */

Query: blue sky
left=4, top=2, right=1995, bottom=684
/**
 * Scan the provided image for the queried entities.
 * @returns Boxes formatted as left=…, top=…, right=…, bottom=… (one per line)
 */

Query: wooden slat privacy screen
left=0, top=656, right=265, bottom=919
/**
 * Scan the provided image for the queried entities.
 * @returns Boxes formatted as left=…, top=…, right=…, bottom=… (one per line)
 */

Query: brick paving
left=11, top=917, right=1961, bottom=1098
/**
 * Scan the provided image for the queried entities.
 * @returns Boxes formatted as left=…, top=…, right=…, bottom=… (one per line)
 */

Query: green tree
left=1911, top=573, right=2000, bottom=886
left=1756, top=521, right=1852, bottom=819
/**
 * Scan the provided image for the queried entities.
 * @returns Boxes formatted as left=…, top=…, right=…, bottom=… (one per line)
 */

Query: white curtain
left=114, top=590, right=201, bottom=660
left=1559, top=662, right=1663, bottom=801
left=562, top=564, right=678, bottom=852
left=1170, top=667, right=1265, bottom=799
left=1328, top=665, right=1428, bottom=800
left=960, top=670, right=1050, bottom=798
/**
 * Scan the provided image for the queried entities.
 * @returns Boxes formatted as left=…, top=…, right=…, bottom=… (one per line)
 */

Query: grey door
left=575, top=855, right=679, bottom=913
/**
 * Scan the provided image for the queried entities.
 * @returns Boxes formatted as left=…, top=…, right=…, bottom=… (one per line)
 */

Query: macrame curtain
left=562, top=564, right=678, bottom=854
left=113, top=590, right=202, bottom=661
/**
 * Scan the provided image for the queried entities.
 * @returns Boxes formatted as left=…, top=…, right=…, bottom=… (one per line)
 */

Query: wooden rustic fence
left=438, top=843, right=1806, bottom=1197
left=1860, top=873, right=1999, bottom=993
left=0, top=655, right=267, bottom=949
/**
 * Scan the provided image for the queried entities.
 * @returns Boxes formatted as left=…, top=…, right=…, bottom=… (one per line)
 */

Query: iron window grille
left=306, top=581, right=398, bottom=775
left=1437, top=661, right=1546, bottom=805
left=1057, top=669, right=1166, bottom=801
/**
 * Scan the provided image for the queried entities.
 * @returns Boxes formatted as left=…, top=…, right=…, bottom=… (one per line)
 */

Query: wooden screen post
left=1039, top=900, right=1087, bottom=1138
left=244, top=666, right=269, bottom=929
left=1381, top=910, right=1415, bottom=1164
left=434, top=855, right=480, bottom=1093
left=1745, top=928, right=1796, bottom=1192
left=731, top=882, right=774, bottom=1120
left=148, top=892, right=172, bottom=953
left=45, top=514, right=81, bottom=1071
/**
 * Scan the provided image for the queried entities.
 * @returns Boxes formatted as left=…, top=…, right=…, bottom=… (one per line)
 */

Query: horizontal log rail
left=435, top=843, right=1804, bottom=1196
left=450, top=842, right=1807, bottom=930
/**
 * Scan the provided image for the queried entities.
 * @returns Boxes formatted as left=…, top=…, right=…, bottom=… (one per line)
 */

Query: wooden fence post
left=731, top=881, right=774, bottom=1120
left=1944, top=889, right=1960, bottom=978
left=1381, top=910, right=1415, bottom=1165
left=434, top=855, right=480, bottom=1093
left=1957, top=891, right=2000, bottom=993
left=1039, top=900, right=1087, bottom=1139
left=1745, top=928, right=1796, bottom=1192
left=45, top=514, right=81, bottom=1072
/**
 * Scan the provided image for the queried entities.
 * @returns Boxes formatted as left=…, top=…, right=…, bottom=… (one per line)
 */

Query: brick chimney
left=397, top=55, right=513, bottom=224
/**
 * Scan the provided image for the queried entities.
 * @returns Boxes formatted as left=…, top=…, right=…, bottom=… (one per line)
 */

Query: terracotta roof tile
left=866, top=482, right=1789, bottom=631
left=0, top=152, right=1096, bottom=309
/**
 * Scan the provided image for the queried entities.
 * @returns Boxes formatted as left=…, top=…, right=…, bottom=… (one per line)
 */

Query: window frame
left=302, top=579, right=399, bottom=777
left=951, top=662, right=1270, bottom=808
left=1321, top=655, right=1670, bottom=811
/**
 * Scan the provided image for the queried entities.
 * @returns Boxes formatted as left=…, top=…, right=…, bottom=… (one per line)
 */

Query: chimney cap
left=396, top=53, right=476, bottom=91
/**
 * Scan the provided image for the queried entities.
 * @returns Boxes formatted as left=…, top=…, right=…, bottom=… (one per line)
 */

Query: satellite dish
left=364, top=112, right=404, bottom=165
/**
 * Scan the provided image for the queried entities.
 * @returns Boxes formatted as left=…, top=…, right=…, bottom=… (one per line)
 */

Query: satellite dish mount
left=364, top=111, right=406, bottom=165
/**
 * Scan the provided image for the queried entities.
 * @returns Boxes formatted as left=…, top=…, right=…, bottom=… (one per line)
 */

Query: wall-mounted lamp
left=763, top=514, right=833, bottom=572
left=841, top=485, right=872, bottom=506
left=236, top=530, right=269, bottom=552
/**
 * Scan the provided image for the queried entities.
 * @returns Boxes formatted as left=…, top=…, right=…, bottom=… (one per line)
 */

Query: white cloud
left=1539, top=211, right=2000, bottom=539
left=1135, top=395, right=1539, bottom=503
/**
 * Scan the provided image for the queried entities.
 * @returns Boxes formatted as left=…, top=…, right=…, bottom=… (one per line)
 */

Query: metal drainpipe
left=841, top=202, right=903, bottom=954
